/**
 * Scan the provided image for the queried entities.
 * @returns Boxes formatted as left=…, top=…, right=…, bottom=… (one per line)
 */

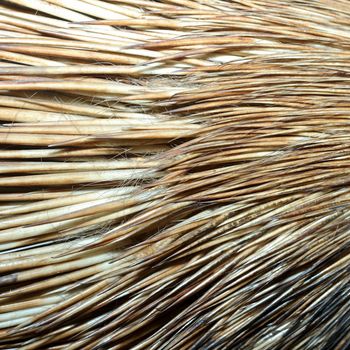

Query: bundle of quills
left=1, top=0, right=350, bottom=349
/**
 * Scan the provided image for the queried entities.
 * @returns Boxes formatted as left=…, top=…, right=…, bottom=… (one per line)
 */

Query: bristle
left=1, top=0, right=350, bottom=349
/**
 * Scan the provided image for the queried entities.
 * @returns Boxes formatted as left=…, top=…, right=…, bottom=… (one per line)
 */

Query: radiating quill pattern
left=1, top=0, right=350, bottom=349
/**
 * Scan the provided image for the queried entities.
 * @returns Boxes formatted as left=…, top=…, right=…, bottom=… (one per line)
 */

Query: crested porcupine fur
left=1, top=0, right=350, bottom=349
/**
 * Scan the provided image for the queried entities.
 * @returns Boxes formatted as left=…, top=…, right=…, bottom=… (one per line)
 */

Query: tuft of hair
left=1, top=0, right=350, bottom=349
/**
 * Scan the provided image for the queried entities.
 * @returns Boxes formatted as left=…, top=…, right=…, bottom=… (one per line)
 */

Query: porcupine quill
left=0, top=0, right=350, bottom=349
